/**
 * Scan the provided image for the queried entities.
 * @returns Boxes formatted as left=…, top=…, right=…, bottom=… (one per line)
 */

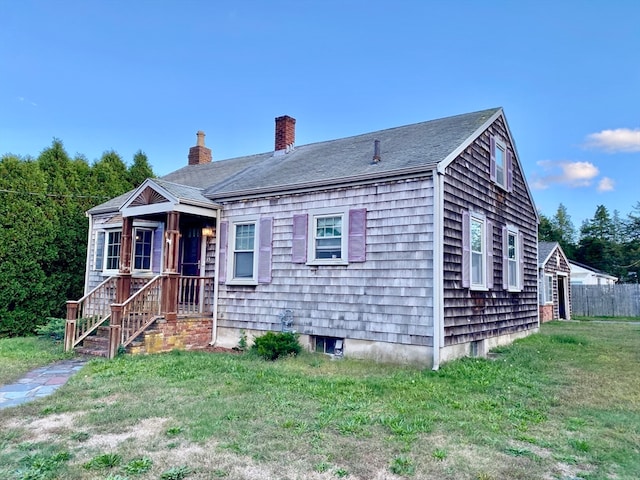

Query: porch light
left=202, top=227, right=215, bottom=237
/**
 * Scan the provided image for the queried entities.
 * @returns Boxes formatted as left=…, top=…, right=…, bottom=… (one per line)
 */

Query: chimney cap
left=196, top=130, right=206, bottom=147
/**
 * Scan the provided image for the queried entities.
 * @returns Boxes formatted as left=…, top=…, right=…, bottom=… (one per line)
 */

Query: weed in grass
left=432, top=449, right=448, bottom=461
left=166, top=426, right=183, bottom=436
left=334, top=467, right=349, bottom=477
left=160, top=465, right=192, bottom=480
left=389, top=456, right=415, bottom=476
left=569, top=438, right=591, bottom=453
left=213, top=469, right=229, bottom=477
left=69, top=431, right=90, bottom=442
left=105, top=475, right=130, bottom=480
left=476, top=474, right=495, bottom=480
left=123, top=457, right=153, bottom=474
left=314, top=461, right=331, bottom=472
left=83, top=452, right=122, bottom=469
left=505, top=447, right=534, bottom=458
left=17, top=451, right=71, bottom=480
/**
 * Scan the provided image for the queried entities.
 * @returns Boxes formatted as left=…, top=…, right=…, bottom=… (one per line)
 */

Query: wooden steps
left=75, top=326, right=110, bottom=357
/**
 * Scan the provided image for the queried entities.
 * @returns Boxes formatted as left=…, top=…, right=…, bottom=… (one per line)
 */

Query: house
left=65, top=108, right=540, bottom=368
left=569, top=261, right=617, bottom=285
left=538, top=241, right=571, bottom=322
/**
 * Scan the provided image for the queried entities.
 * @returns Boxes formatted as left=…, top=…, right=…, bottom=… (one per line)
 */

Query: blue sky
left=2, top=0, right=639, bottom=228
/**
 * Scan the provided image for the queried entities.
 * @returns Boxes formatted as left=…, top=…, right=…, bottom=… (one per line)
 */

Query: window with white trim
left=231, top=221, right=256, bottom=281
left=470, top=215, right=485, bottom=288
left=104, top=230, right=122, bottom=272
left=507, top=229, right=518, bottom=290
left=495, top=139, right=506, bottom=187
left=313, top=214, right=344, bottom=261
left=544, top=274, right=554, bottom=304
left=133, top=228, right=153, bottom=271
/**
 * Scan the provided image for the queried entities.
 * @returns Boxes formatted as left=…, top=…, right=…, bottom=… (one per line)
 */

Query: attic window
left=490, top=136, right=513, bottom=191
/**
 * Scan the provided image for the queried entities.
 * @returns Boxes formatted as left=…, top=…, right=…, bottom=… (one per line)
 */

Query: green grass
left=0, top=336, right=72, bottom=385
left=572, top=315, right=640, bottom=322
left=0, top=321, right=639, bottom=479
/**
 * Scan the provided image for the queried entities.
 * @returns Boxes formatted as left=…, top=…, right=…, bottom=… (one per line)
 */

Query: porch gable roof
left=119, top=178, right=220, bottom=218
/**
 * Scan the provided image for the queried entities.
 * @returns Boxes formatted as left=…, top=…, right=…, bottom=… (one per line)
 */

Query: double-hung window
left=470, top=215, right=485, bottom=288
left=544, top=274, right=554, bottom=304
left=462, top=211, right=493, bottom=290
left=133, top=228, right=153, bottom=271
left=314, top=214, right=344, bottom=260
left=232, top=222, right=256, bottom=280
left=219, top=217, right=273, bottom=286
left=96, top=230, right=122, bottom=273
left=490, top=136, right=512, bottom=191
left=506, top=229, right=518, bottom=290
left=502, top=225, right=524, bottom=292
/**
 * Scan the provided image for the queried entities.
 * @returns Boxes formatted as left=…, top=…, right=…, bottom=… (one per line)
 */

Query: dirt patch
left=4, top=412, right=81, bottom=442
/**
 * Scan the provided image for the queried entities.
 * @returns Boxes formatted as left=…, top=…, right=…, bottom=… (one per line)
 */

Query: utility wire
left=0, top=189, right=111, bottom=199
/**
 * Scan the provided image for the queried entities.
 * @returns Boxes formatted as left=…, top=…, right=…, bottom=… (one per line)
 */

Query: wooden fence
left=571, top=284, right=640, bottom=317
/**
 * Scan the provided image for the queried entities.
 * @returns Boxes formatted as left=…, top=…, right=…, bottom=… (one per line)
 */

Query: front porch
left=65, top=178, right=221, bottom=358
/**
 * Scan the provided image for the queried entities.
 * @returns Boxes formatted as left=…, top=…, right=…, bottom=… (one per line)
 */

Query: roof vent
left=372, top=139, right=381, bottom=163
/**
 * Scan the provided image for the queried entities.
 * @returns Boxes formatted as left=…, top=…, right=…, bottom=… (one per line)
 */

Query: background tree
left=0, top=141, right=155, bottom=337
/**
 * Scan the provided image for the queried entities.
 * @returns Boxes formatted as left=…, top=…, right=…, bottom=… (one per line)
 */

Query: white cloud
left=597, top=177, right=615, bottom=192
left=585, top=128, right=640, bottom=152
left=532, top=160, right=600, bottom=189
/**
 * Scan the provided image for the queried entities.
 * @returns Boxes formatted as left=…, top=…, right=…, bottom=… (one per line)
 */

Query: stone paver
left=0, top=358, right=87, bottom=410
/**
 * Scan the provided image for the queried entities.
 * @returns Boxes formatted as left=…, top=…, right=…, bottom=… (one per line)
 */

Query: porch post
left=108, top=304, right=123, bottom=359
left=164, top=212, right=181, bottom=321
left=64, top=301, right=79, bottom=352
left=116, top=216, right=133, bottom=303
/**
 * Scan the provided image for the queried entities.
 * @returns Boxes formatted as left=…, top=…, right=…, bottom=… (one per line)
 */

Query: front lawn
left=0, top=321, right=638, bottom=479
left=0, top=336, right=72, bottom=385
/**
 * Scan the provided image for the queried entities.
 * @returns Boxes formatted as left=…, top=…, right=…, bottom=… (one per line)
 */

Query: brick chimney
left=188, top=131, right=212, bottom=165
left=275, top=115, right=296, bottom=153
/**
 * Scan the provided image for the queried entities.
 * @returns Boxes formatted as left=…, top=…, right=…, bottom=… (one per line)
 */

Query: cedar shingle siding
left=442, top=117, right=538, bottom=345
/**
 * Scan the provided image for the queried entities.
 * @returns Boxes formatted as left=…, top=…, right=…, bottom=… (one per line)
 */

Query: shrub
left=250, top=331, right=301, bottom=361
left=35, top=317, right=66, bottom=342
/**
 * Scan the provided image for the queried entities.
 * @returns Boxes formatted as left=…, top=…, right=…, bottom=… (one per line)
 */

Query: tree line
left=539, top=203, right=640, bottom=283
left=0, top=140, right=154, bottom=337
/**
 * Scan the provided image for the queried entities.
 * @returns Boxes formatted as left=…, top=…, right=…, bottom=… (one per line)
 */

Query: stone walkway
left=0, top=358, right=88, bottom=410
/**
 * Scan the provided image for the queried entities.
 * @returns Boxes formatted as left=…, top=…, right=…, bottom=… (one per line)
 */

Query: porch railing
left=64, top=276, right=152, bottom=351
left=116, top=275, right=163, bottom=351
left=178, top=276, right=214, bottom=315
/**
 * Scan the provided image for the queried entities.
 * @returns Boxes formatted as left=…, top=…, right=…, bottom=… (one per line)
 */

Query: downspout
left=210, top=208, right=221, bottom=346
left=83, top=213, right=93, bottom=296
left=432, top=168, right=445, bottom=370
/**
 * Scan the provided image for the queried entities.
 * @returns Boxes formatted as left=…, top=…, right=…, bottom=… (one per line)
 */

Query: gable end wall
left=442, top=117, right=539, bottom=345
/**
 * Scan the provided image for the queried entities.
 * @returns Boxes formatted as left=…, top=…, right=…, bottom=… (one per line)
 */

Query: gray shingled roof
left=538, top=241, right=559, bottom=267
left=153, top=179, right=217, bottom=207
left=88, top=107, right=500, bottom=212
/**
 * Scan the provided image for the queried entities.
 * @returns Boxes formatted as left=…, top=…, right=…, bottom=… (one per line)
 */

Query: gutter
left=210, top=209, right=221, bottom=346
left=432, top=169, right=445, bottom=371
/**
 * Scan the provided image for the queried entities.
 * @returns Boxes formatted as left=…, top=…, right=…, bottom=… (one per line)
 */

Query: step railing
left=64, top=276, right=152, bottom=352
left=112, top=275, right=163, bottom=355
left=178, top=276, right=214, bottom=315
left=65, top=277, right=117, bottom=351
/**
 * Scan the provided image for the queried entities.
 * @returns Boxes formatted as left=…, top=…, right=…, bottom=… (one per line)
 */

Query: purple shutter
left=506, top=150, right=514, bottom=192
left=218, top=221, right=228, bottom=284
left=292, top=214, right=308, bottom=263
left=502, top=226, right=509, bottom=290
left=489, top=136, right=496, bottom=182
left=461, top=211, right=470, bottom=288
left=152, top=223, right=164, bottom=274
left=518, top=232, right=525, bottom=291
left=348, top=208, right=367, bottom=262
left=258, top=217, right=273, bottom=284
left=486, top=220, right=494, bottom=289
